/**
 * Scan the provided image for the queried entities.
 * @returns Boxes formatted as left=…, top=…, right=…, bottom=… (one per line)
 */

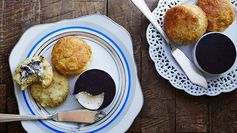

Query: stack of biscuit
left=14, top=36, right=92, bottom=108
left=163, top=0, right=235, bottom=45
left=197, top=0, right=235, bottom=32
left=31, top=71, right=69, bottom=108
left=13, top=56, right=53, bottom=89
left=52, top=36, right=92, bottom=75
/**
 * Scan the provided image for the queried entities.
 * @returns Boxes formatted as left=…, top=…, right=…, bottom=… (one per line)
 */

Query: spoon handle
left=130, top=0, right=170, bottom=43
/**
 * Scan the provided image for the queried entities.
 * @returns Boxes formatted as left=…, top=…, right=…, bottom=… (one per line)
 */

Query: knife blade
left=56, top=109, right=101, bottom=123
left=172, top=48, right=208, bottom=88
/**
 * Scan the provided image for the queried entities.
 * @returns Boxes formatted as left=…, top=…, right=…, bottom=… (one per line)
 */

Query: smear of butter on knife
left=57, top=109, right=100, bottom=123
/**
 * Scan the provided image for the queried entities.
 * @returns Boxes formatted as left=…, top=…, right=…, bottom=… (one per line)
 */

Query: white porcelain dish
left=9, top=14, right=143, bottom=133
left=147, top=0, right=237, bottom=96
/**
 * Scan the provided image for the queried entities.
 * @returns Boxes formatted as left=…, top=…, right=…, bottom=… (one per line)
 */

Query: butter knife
left=0, top=109, right=103, bottom=123
left=130, top=0, right=208, bottom=88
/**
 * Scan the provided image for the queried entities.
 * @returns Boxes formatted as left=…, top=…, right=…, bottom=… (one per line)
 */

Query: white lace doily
left=146, top=0, right=237, bottom=96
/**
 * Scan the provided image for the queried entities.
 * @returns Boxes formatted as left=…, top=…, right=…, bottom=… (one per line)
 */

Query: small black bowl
left=193, top=32, right=236, bottom=75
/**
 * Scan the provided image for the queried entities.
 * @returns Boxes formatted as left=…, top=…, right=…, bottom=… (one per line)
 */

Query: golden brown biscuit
left=164, top=3, right=208, bottom=45
left=30, top=71, right=69, bottom=108
left=197, top=0, right=235, bottom=32
left=13, top=56, right=53, bottom=90
left=52, top=36, right=92, bottom=75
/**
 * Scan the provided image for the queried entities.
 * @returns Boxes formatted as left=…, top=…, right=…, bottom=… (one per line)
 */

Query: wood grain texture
left=141, top=51, right=175, bottom=133
left=108, top=0, right=142, bottom=78
left=176, top=91, right=208, bottom=132
left=1, top=0, right=237, bottom=133
left=40, top=0, right=73, bottom=23
left=108, top=0, right=143, bottom=132
left=72, top=0, right=106, bottom=17
left=0, top=0, right=5, bottom=76
left=0, top=85, right=6, bottom=132
left=141, top=0, right=176, bottom=132
left=210, top=90, right=237, bottom=133
left=0, top=1, right=6, bottom=132
left=40, top=0, right=106, bottom=23
left=3, top=0, right=40, bottom=132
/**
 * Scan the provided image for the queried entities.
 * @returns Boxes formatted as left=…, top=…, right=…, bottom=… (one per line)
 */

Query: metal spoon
left=130, top=0, right=208, bottom=88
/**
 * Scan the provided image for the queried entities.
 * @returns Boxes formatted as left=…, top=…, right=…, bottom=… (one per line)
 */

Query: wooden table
left=0, top=0, right=237, bottom=132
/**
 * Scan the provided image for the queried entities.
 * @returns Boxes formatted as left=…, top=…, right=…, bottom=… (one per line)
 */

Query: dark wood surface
left=0, top=0, right=237, bottom=132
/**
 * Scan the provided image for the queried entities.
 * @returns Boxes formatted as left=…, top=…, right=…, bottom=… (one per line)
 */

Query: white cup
left=193, top=32, right=236, bottom=75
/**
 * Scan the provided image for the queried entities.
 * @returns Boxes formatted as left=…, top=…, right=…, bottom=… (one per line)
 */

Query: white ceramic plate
left=9, top=14, right=143, bottom=133
left=147, top=0, right=237, bottom=96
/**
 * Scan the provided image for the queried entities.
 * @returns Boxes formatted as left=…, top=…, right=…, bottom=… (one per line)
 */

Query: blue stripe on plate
left=23, top=26, right=131, bottom=133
